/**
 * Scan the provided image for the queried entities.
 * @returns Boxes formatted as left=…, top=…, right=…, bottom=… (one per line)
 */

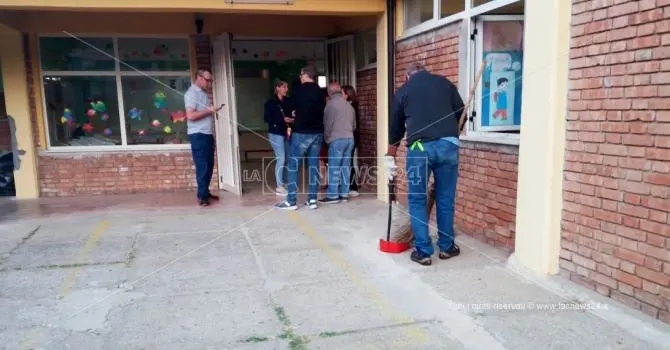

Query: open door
left=325, top=35, right=356, bottom=87
left=211, top=33, right=242, bottom=195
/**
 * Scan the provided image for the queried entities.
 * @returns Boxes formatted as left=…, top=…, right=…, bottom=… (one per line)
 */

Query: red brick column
left=562, top=0, right=670, bottom=323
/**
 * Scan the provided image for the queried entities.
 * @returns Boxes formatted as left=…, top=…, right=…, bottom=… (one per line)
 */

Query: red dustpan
left=379, top=178, right=411, bottom=253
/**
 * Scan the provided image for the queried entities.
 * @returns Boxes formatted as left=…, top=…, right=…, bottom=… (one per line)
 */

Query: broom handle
left=386, top=180, right=393, bottom=241
left=458, top=60, right=486, bottom=135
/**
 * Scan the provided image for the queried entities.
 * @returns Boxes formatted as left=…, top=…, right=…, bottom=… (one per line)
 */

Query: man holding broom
left=384, top=62, right=466, bottom=266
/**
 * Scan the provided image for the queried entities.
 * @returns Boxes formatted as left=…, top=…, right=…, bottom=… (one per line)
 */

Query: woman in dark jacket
left=342, top=85, right=361, bottom=196
left=264, top=79, right=293, bottom=195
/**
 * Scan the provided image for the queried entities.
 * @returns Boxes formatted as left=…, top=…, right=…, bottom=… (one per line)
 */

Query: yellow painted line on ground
left=58, top=219, right=111, bottom=297
left=18, top=328, right=44, bottom=350
left=287, top=212, right=428, bottom=345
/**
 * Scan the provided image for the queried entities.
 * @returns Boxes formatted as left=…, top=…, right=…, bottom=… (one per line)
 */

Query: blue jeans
left=406, top=139, right=460, bottom=255
left=189, top=133, right=215, bottom=201
left=326, top=138, right=354, bottom=199
left=287, top=132, right=323, bottom=205
left=268, top=133, right=289, bottom=186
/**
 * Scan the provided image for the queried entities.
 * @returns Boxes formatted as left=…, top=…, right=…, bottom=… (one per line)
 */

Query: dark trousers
left=189, top=133, right=215, bottom=200
left=349, top=143, right=359, bottom=191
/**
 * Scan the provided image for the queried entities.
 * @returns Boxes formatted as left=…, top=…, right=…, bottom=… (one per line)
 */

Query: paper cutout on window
left=87, top=109, right=96, bottom=117
left=163, top=125, right=172, bottom=134
left=104, top=128, right=113, bottom=135
left=152, top=120, right=161, bottom=127
left=128, top=108, right=143, bottom=120
left=153, top=45, right=168, bottom=56
left=82, top=123, right=94, bottom=133
left=101, top=113, right=110, bottom=121
left=61, top=108, right=73, bottom=124
left=154, top=91, right=167, bottom=109
left=91, top=101, right=107, bottom=113
left=138, top=129, right=146, bottom=136
left=170, top=110, right=186, bottom=123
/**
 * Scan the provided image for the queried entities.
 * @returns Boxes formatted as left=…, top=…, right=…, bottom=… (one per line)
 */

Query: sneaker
left=207, top=193, right=220, bottom=201
left=318, top=197, right=340, bottom=204
left=275, top=186, right=288, bottom=195
left=349, top=190, right=360, bottom=197
left=274, top=201, right=297, bottom=210
left=410, top=250, right=432, bottom=266
left=340, top=196, right=349, bottom=203
left=438, top=244, right=461, bottom=260
left=198, top=199, right=210, bottom=207
left=304, top=199, right=318, bottom=209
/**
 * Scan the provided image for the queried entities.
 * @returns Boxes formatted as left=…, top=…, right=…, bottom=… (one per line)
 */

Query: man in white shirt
left=184, top=69, right=223, bottom=207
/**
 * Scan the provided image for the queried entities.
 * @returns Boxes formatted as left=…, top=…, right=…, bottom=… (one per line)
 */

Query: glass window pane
left=117, top=38, right=191, bottom=72
left=472, top=0, right=493, bottom=6
left=39, top=37, right=115, bottom=71
left=405, top=0, right=434, bottom=29
left=441, top=0, right=465, bottom=18
left=43, top=76, right=121, bottom=146
left=479, top=20, right=524, bottom=128
left=365, top=31, right=377, bottom=65
left=121, top=76, right=191, bottom=145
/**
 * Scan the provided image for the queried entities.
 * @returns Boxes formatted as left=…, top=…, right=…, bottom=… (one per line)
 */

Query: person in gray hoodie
left=319, top=82, right=356, bottom=204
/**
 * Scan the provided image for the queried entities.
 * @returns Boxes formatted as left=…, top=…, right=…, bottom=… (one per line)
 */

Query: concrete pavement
left=1, top=194, right=669, bottom=350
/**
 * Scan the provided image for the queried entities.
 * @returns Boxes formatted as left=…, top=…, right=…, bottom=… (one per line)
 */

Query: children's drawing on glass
left=479, top=20, right=524, bottom=129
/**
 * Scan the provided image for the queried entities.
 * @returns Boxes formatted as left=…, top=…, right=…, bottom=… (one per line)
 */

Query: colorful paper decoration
left=82, top=123, right=94, bottom=133
left=60, top=108, right=74, bottom=124
left=153, top=45, right=168, bottom=56
left=170, top=110, right=186, bottom=123
left=103, top=128, right=112, bottom=135
left=91, top=101, right=107, bottom=113
left=101, top=113, right=110, bottom=121
left=128, top=108, right=142, bottom=120
left=163, top=125, right=172, bottom=134
left=154, top=91, right=167, bottom=109
left=87, top=109, right=96, bottom=117
left=138, top=129, right=146, bottom=136
left=152, top=119, right=161, bottom=127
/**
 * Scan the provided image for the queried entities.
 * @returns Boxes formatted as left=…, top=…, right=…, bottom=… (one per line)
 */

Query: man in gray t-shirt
left=184, top=69, right=223, bottom=207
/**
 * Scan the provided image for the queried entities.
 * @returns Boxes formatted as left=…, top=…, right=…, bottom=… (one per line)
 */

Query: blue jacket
left=264, top=95, right=293, bottom=136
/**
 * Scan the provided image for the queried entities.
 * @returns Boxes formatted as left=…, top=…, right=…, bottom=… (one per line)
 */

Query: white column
left=376, top=11, right=390, bottom=202
left=512, top=0, right=572, bottom=274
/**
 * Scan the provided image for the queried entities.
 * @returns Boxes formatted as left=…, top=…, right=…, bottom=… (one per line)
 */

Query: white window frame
left=356, top=29, right=377, bottom=71
left=400, top=0, right=523, bottom=145
left=37, top=33, right=193, bottom=153
left=468, top=14, right=524, bottom=140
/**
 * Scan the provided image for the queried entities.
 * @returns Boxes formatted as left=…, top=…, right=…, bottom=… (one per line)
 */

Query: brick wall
left=0, top=116, right=10, bottom=151
left=34, top=35, right=220, bottom=197
left=393, top=22, right=518, bottom=251
left=456, top=141, right=518, bottom=251
left=355, top=67, right=377, bottom=192
left=562, top=0, right=670, bottom=323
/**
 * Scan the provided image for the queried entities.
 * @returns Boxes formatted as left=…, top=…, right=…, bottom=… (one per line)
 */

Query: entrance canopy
left=0, top=0, right=384, bottom=15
